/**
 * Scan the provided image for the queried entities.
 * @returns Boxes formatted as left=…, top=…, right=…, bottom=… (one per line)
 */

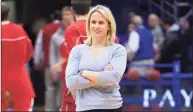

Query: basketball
left=126, top=69, right=140, bottom=81
left=147, top=69, right=161, bottom=81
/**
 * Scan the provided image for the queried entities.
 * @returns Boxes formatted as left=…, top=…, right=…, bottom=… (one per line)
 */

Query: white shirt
left=34, top=30, right=44, bottom=66
left=127, top=31, right=140, bottom=53
left=168, top=23, right=180, bottom=32
left=34, top=20, right=60, bottom=67
left=127, top=29, right=157, bottom=53
left=49, top=28, right=64, bottom=72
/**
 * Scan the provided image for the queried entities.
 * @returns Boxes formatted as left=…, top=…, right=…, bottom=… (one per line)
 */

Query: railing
left=120, top=60, right=193, bottom=111
left=148, top=0, right=177, bottom=21
left=148, top=0, right=192, bottom=22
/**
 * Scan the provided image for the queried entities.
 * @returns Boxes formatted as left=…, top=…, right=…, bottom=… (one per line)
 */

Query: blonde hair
left=85, top=5, right=116, bottom=46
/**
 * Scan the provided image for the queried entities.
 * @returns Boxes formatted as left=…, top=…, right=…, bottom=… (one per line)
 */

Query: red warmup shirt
left=59, top=20, right=119, bottom=104
left=1, top=22, right=35, bottom=98
left=59, top=20, right=87, bottom=104
left=42, top=21, right=60, bottom=67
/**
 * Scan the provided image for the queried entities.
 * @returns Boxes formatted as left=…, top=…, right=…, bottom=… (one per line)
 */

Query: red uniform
left=60, top=20, right=87, bottom=111
left=1, top=22, right=35, bottom=111
left=60, top=20, right=119, bottom=111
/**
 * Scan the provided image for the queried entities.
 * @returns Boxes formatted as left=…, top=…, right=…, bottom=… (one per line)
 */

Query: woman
left=65, top=5, right=127, bottom=112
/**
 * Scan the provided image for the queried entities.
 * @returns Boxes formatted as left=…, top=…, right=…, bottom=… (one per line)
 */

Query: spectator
left=179, top=17, right=190, bottom=34
left=180, top=16, right=193, bottom=72
left=148, top=14, right=165, bottom=61
left=127, top=12, right=136, bottom=42
left=158, top=18, right=182, bottom=73
left=128, top=12, right=136, bottom=23
left=127, top=15, right=154, bottom=75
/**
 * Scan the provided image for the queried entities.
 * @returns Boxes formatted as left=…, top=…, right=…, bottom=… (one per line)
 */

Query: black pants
left=81, top=106, right=122, bottom=112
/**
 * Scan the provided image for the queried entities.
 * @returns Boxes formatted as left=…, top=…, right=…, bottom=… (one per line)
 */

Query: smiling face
left=89, top=11, right=109, bottom=41
left=85, top=5, right=116, bottom=46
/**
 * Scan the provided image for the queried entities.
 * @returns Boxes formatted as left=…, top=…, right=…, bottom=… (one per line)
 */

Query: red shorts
left=60, top=103, right=76, bottom=112
left=60, top=91, right=76, bottom=112
left=1, top=96, right=34, bottom=111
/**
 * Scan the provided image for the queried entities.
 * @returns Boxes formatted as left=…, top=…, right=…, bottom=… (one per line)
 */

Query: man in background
left=148, top=14, right=165, bottom=62
left=158, top=18, right=182, bottom=73
left=127, top=15, right=154, bottom=74
left=34, top=10, right=61, bottom=111
left=49, top=6, right=74, bottom=111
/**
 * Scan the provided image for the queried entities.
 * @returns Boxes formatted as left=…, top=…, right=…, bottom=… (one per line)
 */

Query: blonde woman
left=65, top=5, right=127, bottom=112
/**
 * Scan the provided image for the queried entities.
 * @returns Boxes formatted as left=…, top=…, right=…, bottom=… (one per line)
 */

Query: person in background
left=33, top=10, right=61, bottom=111
left=148, top=14, right=165, bottom=62
left=49, top=6, right=74, bottom=111
left=178, top=16, right=192, bottom=73
left=121, top=12, right=135, bottom=47
left=65, top=5, right=127, bottom=111
left=1, top=2, right=35, bottom=111
left=158, top=18, right=182, bottom=73
left=126, top=13, right=135, bottom=46
left=127, top=15, right=154, bottom=75
left=178, top=17, right=190, bottom=34
left=128, top=12, right=136, bottom=34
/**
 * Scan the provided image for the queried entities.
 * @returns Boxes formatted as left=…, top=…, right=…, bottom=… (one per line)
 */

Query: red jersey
left=1, top=22, right=35, bottom=98
left=64, top=20, right=87, bottom=55
left=42, top=21, right=60, bottom=67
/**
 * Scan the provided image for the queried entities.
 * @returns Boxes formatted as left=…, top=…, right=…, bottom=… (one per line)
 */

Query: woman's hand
left=89, top=80, right=98, bottom=87
left=51, top=63, right=61, bottom=82
left=52, top=58, right=67, bottom=73
left=81, top=70, right=99, bottom=87
left=52, top=63, right=61, bottom=73
left=104, top=64, right=113, bottom=71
